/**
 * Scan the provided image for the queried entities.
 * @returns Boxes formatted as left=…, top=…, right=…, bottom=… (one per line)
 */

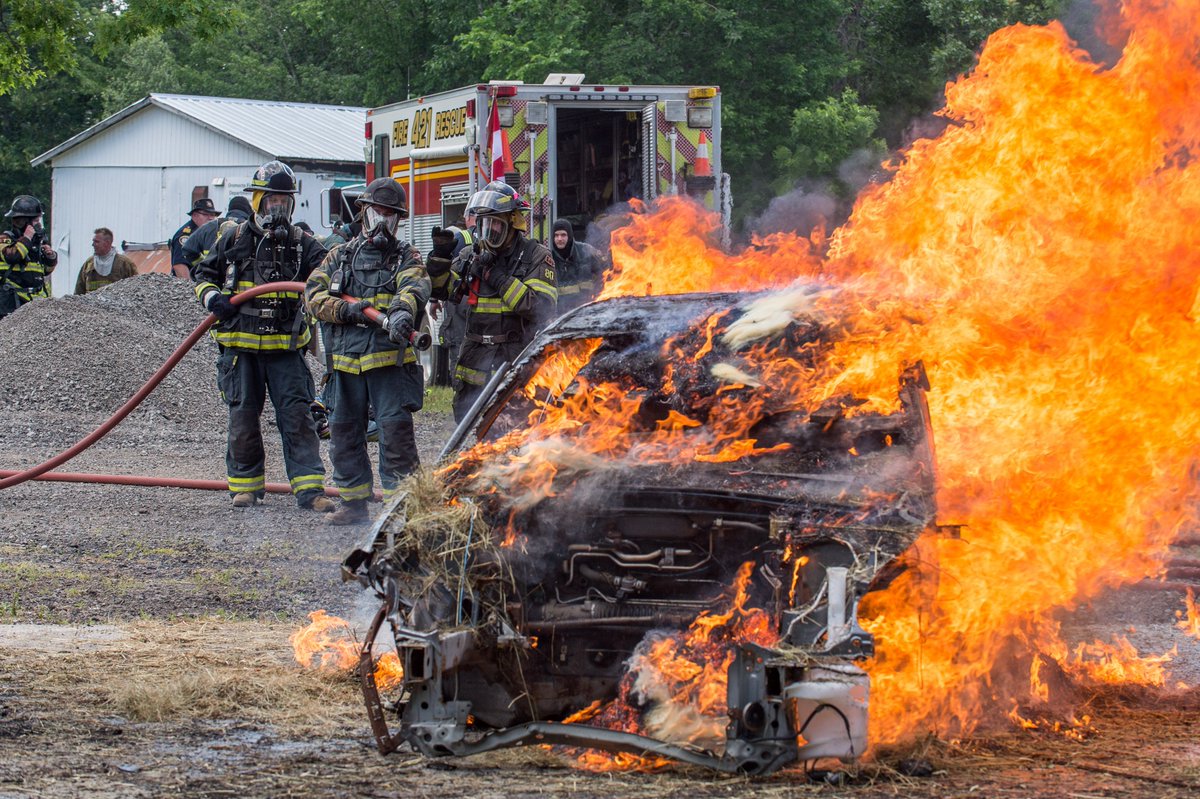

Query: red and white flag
left=488, top=97, right=513, bottom=182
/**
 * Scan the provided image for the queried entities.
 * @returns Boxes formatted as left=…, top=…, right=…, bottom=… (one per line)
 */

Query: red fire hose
left=0, top=281, right=365, bottom=498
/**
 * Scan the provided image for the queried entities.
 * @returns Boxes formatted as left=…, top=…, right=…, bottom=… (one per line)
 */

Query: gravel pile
left=0, top=274, right=225, bottom=439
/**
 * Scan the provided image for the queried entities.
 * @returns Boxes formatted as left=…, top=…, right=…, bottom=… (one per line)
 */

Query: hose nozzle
left=409, top=330, right=432, bottom=351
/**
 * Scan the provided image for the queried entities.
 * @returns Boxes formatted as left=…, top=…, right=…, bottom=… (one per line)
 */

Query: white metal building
left=32, top=93, right=366, bottom=296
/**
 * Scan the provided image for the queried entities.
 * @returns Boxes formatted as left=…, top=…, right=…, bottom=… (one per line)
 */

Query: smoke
left=746, top=183, right=838, bottom=239
left=721, top=286, right=830, bottom=350
left=1059, top=0, right=1126, bottom=68
left=626, top=631, right=727, bottom=753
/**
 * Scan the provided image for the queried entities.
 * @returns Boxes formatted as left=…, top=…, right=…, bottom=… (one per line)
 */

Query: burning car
left=342, top=288, right=940, bottom=774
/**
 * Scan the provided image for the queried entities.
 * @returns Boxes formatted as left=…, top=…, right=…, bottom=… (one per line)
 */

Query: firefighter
left=428, top=182, right=557, bottom=420
left=305, top=177, right=430, bottom=525
left=426, top=220, right=473, bottom=385
left=171, top=198, right=219, bottom=279
left=180, top=196, right=254, bottom=277
left=550, top=218, right=607, bottom=313
left=193, top=160, right=334, bottom=511
left=0, top=195, right=57, bottom=319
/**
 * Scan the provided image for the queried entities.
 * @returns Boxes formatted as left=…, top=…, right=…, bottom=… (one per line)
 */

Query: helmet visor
left=478, top=215, right=510, bottom=249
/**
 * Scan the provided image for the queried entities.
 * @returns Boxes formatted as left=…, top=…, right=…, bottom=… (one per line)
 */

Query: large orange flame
left=442, top=0, right=1200, bottom=753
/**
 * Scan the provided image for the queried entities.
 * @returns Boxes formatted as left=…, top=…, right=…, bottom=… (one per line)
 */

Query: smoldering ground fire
left=291, top=0, right=1200, bottom=774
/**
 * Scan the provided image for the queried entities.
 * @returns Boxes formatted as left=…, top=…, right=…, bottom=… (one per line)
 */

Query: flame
left=1007, top=703, right=1095, bottom=741
left=834, top=0, right=1200, bottom=742
left=437, top=0, right=1200, bottom=755
left=598, top=198, right=823, bottom=300
left=289, top=610, right=404, bottom=691
left=1063, top=636, right=1175, bottom=687
left=1177, top=588, right=1200, bottom=640
left=568, top=562, right=776, bottom=769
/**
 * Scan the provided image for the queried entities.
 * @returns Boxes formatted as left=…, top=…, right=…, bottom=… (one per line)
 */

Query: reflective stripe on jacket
left=305, top=236, right=430, bottom=374
left=193, top=221, right=327, bottom=352
left=445, top=235, right=557, bottom=386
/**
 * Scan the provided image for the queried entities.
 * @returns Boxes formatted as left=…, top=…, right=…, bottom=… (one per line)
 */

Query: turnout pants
left=216, top=348, right=326, bottom=505
left=328, top=362, right=424, bottom=502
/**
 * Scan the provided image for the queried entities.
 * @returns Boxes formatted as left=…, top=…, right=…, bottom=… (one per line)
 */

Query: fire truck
left=339, top=75, right=727, bottom=253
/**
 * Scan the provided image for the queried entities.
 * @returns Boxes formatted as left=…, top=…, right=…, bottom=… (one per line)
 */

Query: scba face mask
left=365, top=206, right=399, bottom=238
left=257, top=194, right=294, bottom=229
left=478, top=215, right=510, bottom=250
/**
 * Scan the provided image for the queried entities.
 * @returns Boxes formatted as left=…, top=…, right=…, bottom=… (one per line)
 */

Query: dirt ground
left=4, top=412, right=1200, bottom=798
left=2, top=277, right=1200, bottom=797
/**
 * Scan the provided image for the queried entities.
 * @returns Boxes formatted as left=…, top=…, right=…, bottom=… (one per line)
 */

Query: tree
left=773, top=89, right=884, bottom=195
left=0, top=0, right=1074, bottom=230
left=0, top=0, right=221, bottom=96
left=0, top=0, right=80, bottom=94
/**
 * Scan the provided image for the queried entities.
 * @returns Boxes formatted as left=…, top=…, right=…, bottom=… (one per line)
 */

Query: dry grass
left=380, top=470, right=517, bottom=625
left=22, top=617, right=364, bottom=734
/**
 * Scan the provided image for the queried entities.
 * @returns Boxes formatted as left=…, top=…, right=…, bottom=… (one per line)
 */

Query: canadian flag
left=488, top=97, right=513, bottom=182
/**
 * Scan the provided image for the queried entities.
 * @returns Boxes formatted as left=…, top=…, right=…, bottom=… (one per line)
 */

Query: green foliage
left=0, top=0, right=81, bottom=94
left=773, top=89, right=885, bottom=194
left=98, top=35, right=183, bottom=115
left=0, top=0, right=1071, bottom=230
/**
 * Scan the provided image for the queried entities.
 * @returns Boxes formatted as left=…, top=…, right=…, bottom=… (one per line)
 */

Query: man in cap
left=0, top=194, right=57, bottom=319
left=192, top=160, right=334, bottom=511
left=74, top=227, right=137, bottom=294
left=550, top=218, right=607, bottom=314
left=170, top=197, right=218, bottom=278
left=306, top=176, right=430, bottom=525
left=427, top=181, right=557, bottom=420
left=179, top=196, right=254, bottom=278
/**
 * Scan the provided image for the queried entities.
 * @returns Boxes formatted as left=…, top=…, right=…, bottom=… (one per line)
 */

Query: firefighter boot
left=232, top=492, right=258, bottom=508
left=306, top=495, right=337, bottom=513
left=326, top=499, right=369, bottom=526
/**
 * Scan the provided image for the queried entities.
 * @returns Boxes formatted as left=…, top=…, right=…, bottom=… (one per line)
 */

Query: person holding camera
left=305, top=176, right=430, bottom=526
left=192, top=160, right=333, bottom=512
left=426, top=219, right=473, bottom=384
left=426, top=181, right=557, bottom=421
left=0, top=195, right=57, bottom=319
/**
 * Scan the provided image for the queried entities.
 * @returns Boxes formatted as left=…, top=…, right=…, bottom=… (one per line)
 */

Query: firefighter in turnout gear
left=427, top=182, right=557, bottom=420
left=180, top=195, right=254, bottom=277
left=305, top=177, right=430, bottom=525
left=0, top=195, right=57, bottom=319
left=193, top=160, right=334, bottom=511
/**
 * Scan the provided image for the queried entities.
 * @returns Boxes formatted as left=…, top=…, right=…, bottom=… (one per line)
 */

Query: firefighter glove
left=387, top=311, right=415, bottom=345
left=341, top=299, right=372, bottom=325
left=207, top=293, right=239, bottom=322
left=430, top=226, right=456, bottom=259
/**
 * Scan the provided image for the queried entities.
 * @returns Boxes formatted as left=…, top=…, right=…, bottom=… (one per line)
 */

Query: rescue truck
left=331, top=75, right=727, bottom=253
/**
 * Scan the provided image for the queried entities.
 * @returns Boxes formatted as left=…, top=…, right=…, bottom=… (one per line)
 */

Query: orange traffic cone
left=694, top=130, right=712, bottom=177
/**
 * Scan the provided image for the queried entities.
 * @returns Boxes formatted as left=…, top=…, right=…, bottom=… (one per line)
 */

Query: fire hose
left=0, top=281, right=427, bottom=496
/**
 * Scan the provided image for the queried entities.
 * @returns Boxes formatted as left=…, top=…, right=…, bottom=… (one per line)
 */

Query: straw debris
left=375, top=469, right=519, bottom=628
left=24, top=618, right=363, bottom=734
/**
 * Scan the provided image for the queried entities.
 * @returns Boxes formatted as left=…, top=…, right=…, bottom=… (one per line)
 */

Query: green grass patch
left=0, top=562, right=88, bottom=583
left=423, top=385, right=454, bottom=415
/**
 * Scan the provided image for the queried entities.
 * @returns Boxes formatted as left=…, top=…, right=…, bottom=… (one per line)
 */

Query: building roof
left=33, top=93, right=367, bottom=167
